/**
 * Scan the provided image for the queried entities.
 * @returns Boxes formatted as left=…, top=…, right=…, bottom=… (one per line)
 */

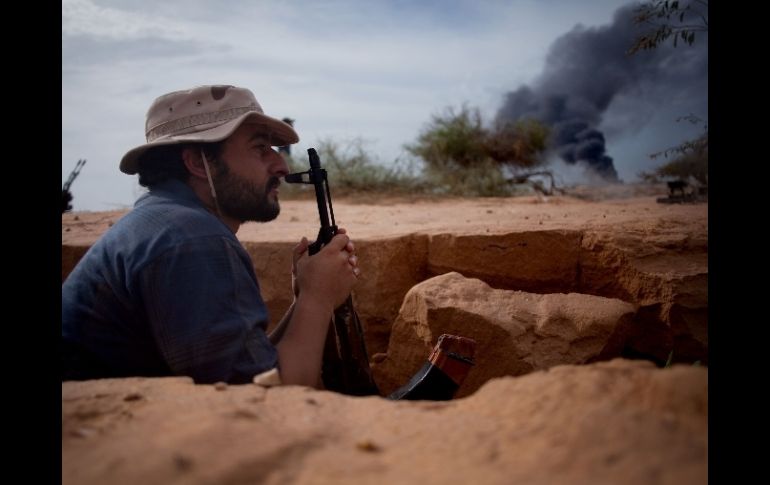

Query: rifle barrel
left=63, top=159, right=86, bottom=191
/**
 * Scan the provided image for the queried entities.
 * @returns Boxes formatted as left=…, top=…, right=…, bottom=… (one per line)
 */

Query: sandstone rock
left=579, top=231, right=708, bottom=364
left=353, top=235, right=429, bottom=355
left=427, top=230, right=582, bottom=293
left=372, top=272, right=636, bottom=398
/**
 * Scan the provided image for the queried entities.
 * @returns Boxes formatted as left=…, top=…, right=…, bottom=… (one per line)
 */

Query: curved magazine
left=388, top=334, right=477, bottom=401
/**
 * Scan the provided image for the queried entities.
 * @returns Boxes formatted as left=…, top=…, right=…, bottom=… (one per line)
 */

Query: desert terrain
left=62, top=184, right=708, bottom=484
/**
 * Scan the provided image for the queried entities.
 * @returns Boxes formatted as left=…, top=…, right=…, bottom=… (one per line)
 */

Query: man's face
left=212, top=122, right=289, bottom=222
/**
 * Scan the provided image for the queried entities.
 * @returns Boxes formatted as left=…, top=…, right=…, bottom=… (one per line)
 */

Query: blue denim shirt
left=62, top=179, right=278, bottom=383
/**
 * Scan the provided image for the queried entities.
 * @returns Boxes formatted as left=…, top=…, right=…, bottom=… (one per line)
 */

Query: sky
left=62, top=0, right=708, bottom=211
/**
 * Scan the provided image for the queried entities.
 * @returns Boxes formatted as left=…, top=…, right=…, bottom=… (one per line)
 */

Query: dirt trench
left=62, top=226, right=708, bottom=367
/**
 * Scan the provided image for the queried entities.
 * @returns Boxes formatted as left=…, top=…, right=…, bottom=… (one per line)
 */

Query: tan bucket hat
left=120, top=85, right=299, bottom=174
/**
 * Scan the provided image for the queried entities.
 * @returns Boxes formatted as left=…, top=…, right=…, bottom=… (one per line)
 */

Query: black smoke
left=496, top=3, right=708, bottom=181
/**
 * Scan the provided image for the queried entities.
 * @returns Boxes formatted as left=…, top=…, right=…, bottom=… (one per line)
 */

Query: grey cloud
left=62, top=35, right=214, bottom=68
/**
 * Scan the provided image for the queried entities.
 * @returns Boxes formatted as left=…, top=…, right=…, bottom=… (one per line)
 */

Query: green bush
left=405, top=105, right=488, bottom=170
left=421, top=158, right=513, bottom=197
left=485, top=119, right=550, bottom=170
left=655, top=151, right=707, bottom=185
left=638, top=131, right=708, bottom=185
left=403, top=104, right=551, bottom=196
left=283, top=138, right=426, bottom=197
left=283, top=102, right=553, bottom=198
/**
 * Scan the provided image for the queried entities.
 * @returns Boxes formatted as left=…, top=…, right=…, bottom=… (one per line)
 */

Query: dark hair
left=136, top=142, right=224, bottom=188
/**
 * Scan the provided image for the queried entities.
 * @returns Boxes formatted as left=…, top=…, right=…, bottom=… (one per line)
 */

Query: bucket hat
left=120, top=85, right=299, bottom=174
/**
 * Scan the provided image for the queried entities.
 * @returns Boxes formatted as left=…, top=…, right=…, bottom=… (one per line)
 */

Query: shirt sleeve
left=138, top=235, right=278, bottom=383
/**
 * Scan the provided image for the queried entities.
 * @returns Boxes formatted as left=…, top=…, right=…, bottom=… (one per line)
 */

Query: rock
left=353, top=235, right=429, bottom=355
left=372, top=272, right=635, bottom=397
left=252, top=368, right=282, bottom=387
left=579, top=230, right=708, bottom=364
left=427, top=230, right=582, bottom=293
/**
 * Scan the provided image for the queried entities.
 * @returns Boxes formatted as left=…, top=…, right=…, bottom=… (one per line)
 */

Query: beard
left=212, top=162, right=281, bottom=223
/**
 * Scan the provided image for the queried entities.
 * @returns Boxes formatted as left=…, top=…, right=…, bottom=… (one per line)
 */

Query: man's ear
left=181, top=147, right=209, bottom=180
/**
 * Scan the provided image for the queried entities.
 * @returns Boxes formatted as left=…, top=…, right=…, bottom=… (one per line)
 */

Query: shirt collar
left=135, top=179, right=206, bottom=210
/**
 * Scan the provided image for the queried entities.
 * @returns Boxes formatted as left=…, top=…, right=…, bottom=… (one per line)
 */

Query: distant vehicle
left=667, top=179, right=688, bottom=197
left=657, top=178, right=706, bottom=204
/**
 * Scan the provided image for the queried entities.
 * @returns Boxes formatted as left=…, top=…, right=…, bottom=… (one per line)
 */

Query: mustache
left=266, top=176, right=281, bottom=191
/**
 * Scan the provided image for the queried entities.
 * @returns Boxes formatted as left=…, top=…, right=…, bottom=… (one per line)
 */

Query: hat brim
left=119, top=110, right=299, bottom=174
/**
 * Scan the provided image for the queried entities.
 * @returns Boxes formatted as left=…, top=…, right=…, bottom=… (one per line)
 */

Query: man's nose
left=269, top=149, right=290, bottom=177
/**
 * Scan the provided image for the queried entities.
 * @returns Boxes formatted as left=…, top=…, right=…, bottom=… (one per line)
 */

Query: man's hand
left=336, top=227, right=361, bottom=277
left=291, top=237, right=309, bottom=299
left=294, top=228, right=360, bottom=311
left=277, top=228, right=361, bottom=387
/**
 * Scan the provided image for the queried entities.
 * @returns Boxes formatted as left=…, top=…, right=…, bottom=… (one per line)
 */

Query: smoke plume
left=496, top=3, right=708, bottom=181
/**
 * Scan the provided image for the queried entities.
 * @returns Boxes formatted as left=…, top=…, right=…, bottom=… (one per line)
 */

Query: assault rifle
left=62, top=159, right=86, bottom=213
left=284, top=148, right=378, bottom=395
left=285, top=148, right=477, bottom=400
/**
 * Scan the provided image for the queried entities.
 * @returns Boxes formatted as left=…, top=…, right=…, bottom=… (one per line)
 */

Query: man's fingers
left=337, top=227, right=354, bottom=252
left=325, top=233, right=351, bottom=252
left=292, top=237, right=309, bottom=272
left=294, top=237, right=309, bottom=255
left=295, top=236, right=309, bottom=248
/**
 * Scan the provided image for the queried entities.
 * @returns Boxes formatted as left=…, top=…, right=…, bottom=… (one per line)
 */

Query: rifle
left=285, top=148, right=477, bottom=400
left=62, top=159, right=86, bottom=213
left=284, top=148, right=379, bottom=395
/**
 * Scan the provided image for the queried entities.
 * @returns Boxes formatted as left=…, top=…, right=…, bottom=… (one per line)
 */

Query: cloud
left=62, top=0, right=189, bottom=40
left=63, top=0, right=659, bottom=211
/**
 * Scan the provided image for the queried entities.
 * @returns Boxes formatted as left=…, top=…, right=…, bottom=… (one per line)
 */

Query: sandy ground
left=62, top=184, right=707, bottom=246
left=62, top=360, right=707, bottom=485
left=62, top=186, right=709, bottom=484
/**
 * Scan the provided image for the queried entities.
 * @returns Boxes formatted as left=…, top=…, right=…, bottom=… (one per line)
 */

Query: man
left=62, top=85, right=360, bottom=387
